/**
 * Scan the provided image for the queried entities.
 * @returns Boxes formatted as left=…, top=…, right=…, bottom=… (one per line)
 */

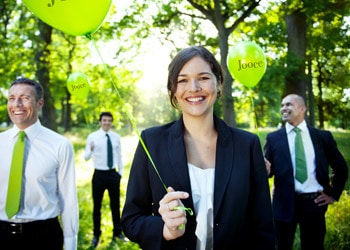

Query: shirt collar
left=286, top=120, right=307, bottom=134
left=99, top=128, right=110, bottom=135
left=11, top=120, right=41, bottom=140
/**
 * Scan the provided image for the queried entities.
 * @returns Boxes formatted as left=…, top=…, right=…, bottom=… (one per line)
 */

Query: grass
left=65, top=127, right=350, bottom=250
left=70, top=128, right=141, bottom=250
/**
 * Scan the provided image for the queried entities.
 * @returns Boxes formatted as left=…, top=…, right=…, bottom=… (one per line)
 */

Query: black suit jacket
left=121, top=116, right=275, bottom=250
left=264, top=125, right=348, bottom=222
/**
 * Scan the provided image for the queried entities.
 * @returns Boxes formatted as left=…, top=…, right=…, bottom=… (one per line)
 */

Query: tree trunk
left=35, top=20, right=57, bottom=131
left=187, top=0, right=260, bottom=127
left=285, top=6, right=307, bottom=100
left=63, top=43, right=76, bottom=132
left=306, top=56, right=315, bottom=127
left=213, top=0, right=235, bottom=127
left=316, top=62, right=325, bottom=129
left=62, top=91, right=72, bottom=132
left=219, top=31, right=235, bottom=127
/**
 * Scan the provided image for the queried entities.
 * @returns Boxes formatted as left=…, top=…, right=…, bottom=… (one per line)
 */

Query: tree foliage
left=151, top=0, right=263, bottom=127
left=0, top=1, right=141, bottom=131
left=0, top=0, right=349, bottom=130
left=248, top=0, right=350, bottom=128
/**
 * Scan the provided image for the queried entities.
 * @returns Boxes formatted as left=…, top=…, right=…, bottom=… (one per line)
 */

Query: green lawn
left=71, top=130, right=140, bottom=250
left=67, top=127, right=350, bottom=250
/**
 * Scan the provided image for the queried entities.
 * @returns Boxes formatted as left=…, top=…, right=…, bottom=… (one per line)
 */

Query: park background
left=0, top=0, right=349, bottom=249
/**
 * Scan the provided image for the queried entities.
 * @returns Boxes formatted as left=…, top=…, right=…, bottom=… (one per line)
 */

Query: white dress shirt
left=188, top=163, right=215, bottom=250
left=0, top=120, right=79, bottom=250
left=84, top=128, right=123, bottom=175
left=285, top=120, right=323, bottom=193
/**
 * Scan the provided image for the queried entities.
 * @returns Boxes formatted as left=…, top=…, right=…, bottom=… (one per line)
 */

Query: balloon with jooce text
left=227, top=41, right=267, bottom=88
left=67, top=72, right=90, bottom=99
left=22, top=0, right=112, bottom=37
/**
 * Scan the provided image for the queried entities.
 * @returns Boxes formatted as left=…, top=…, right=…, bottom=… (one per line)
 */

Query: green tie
left=293, top=127, right=307, bottom=183
left=6, top=131, right=26, bottom=218
left=106, top=134, right=113, bottom=168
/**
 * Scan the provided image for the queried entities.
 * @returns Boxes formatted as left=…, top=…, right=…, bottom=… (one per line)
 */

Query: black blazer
left=264, top=125, right=348, bottom=222
left=121, top=116, right=275, bottom=250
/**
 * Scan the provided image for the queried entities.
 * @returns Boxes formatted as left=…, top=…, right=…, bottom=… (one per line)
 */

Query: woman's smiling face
left=174, top=56, right=220, bottom=118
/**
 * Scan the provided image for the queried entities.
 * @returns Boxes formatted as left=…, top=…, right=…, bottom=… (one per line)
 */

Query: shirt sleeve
left=58, top=139, right=79, bottom=250
left=116, top=135, right=123, bottom=175
left=84, top=135, right=93, bottom=161
left=64, top=235, right=77, bottom=250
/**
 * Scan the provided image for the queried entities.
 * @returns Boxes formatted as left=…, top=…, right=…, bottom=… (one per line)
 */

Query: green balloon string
left=174, top=206, right=194, bottom=215
left=85, top=33, right=92, bottom=40
left=86, top=34, right=168, bottom=192
left=83, top=109, right=95, bottom=132
left=86, top=34, right=194, bottom=220
left=174, top=206, right=194, bottom=230
left=250, top=94, right=259, bottom=137
left=83, top=109, right=89, bottom=127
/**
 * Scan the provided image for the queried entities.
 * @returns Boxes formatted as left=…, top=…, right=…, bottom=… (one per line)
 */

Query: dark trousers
left=274, top=194, right=327, bottom=250
left=0, top=217, right=63, bottom=250
left=92, top=169, right=122, bottom=237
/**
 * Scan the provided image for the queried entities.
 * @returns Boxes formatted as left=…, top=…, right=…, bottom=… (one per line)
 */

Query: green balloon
left=67, top=72, right=90, bottom=99
left=22, top=0, right=112, bottom=37
left=227, top=41, right=267, bottom=88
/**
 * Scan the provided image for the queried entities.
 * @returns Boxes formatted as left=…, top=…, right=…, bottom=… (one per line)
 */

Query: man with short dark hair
left=84, top=112, right=125, bottom=247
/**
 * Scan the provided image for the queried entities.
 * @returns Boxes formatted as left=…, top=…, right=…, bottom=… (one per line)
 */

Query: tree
left=34, top=20, right=57, bottom=131
left=284, top=0, right=350, bottom=128
left=0, top=2, right=142, bottom=131
left=249, top=0, right=350, bottom=129
left=0, top=0, right=17, bottom=124
left=150, top=0, right=262, bottom=126
left=284, top=0, right=307, bottom=99
left=1, top=1, right=349, bottom=130
left=306, top=0, right=350, bottom=128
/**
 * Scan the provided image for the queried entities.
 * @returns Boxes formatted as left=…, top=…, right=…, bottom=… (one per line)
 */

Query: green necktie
left=106, top=134, right=113, bottom=168
left=293, top=127, right=307, bottom=183
left=6, top=131, right=26, bottom=218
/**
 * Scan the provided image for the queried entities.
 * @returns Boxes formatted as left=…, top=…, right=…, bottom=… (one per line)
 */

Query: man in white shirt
left=84, top=112, right=125, bottom=247
left=0, top=78, right=79, bottom=250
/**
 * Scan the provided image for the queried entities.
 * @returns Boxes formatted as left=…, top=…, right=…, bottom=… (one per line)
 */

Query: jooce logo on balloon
left=67, top=72, right=90, bottom=99
left=237, top=60, right=264, bottom=71
left=227, top=41, right=267, bottom=88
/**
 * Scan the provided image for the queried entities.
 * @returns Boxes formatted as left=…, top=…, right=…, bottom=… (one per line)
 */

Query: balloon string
left=86, top=35, right=168, bottom=193
left=250, top=94, right=259, bottom=137
left=87, top=35, right=193, bottom=220
left=174, top=206, right=194, bottom=215
left=83, top=109, right=89, bottom=128
left=174, top=206, right=193, bottom=229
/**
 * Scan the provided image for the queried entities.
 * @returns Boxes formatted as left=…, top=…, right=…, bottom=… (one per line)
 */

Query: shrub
left=325, top=191, right=350, bottom=250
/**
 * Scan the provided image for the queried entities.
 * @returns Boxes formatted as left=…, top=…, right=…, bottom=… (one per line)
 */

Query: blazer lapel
left=280, top=128, right=292, bottom=159
left=276, top=128, right=294, bottom=170
left=213, top=118, right=234, bottom=218
left=308, top=126, right=321, bottom=170
left=167, top=119, right=193, bottom=201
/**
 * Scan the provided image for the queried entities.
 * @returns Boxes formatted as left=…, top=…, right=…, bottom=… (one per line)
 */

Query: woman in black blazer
left=121, top=46, right=275, bottom=250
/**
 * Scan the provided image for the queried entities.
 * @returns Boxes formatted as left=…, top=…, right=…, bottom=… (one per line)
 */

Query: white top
left=0, top=120, right=79, bottom=250
left=285, top=120, right=323, bottom=193
left=84, top=128, right=123, bottom=175
left=188, top=163, right=215, bottom=250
